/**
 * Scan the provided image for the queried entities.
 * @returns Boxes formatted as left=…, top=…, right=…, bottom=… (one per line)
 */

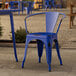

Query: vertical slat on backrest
left=46, top=12, right=59, bottom=32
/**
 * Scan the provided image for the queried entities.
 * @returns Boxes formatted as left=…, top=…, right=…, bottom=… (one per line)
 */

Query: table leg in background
left=10, top=13, right=18, bottom=62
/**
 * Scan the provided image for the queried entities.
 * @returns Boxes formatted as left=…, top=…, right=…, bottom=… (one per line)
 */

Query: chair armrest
left=25, top=12, right=45, bottom=19
left=56, top=13, right=66, bottom=33
left=25, top=12, right=46, bottom=34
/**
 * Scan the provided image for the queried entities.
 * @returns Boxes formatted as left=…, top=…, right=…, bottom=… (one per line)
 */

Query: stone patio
left=0, top=47, right=76, bottom=76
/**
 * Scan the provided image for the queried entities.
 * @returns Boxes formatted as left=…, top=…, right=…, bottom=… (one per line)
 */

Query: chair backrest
left=25, top=12, right=65, bottom=34
left=46, top=12, right=59, bottom=32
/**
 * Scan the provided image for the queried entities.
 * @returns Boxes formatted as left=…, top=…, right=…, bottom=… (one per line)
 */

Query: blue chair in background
left=51, top=0, right=62, bottom=8
left=45, top=0, right=51, bottom=10
left=9, top=1, right=20, bottom=15
left=45, top=0, right=62, bottom=10
left=22, top=1, right=33, bottom=15
left=22, top=12, right=65, bottom=71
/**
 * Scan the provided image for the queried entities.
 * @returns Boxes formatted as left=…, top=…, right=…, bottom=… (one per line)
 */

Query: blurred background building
left=0, top=0, right=76, bottom=9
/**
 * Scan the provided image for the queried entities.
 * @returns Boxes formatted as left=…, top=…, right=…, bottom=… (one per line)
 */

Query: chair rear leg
left=54, top=39, right=63, bottom=65
left=37, top=40, right=43, bottom=63
left=45, top=42, right=52, bottom=72
left=22, top=41, right=29, bottom=68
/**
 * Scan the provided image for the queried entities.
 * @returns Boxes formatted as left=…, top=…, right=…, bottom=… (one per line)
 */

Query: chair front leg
left=22, top=39, right=29, bottom=68
left=37, top=40, right=44, bottom=63
left=54, top=39, right=63, bottom=65
left=45, top=41, right=52, bottom=72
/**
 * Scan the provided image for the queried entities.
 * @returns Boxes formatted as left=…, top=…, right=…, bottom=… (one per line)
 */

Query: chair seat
left=29, top=32, right=56, bottom=35
left=27, top=32, right=57, bottom=40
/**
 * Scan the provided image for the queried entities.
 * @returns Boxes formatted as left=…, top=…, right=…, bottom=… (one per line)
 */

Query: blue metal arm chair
left=22, top=12, right=66, bottom=71
left=9, top=1, right=20, bottom=15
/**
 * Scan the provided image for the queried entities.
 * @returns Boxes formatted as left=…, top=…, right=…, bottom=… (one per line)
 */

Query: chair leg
left=22, top=41, right=28, bottom=68
left=54, top=39, right=63, bottom=65
left=45, top=42, right=52, bottom=72
left=37, top=40, right=43, bottom=63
